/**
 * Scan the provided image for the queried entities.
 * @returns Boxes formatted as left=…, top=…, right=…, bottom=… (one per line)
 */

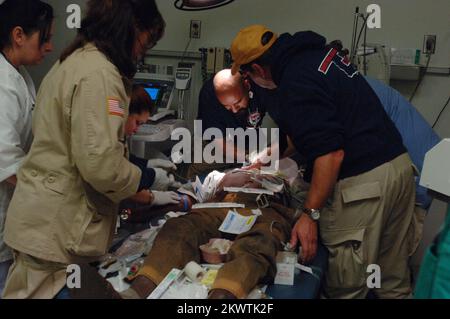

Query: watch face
left=311, top=210, right=320, bottom=221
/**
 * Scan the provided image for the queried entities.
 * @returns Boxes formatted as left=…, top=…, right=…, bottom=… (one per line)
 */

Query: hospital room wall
left=28, top=0, right=449, bottom=263
left=30, top=0, right=450, bottom=137
left=152, top=0, right=450, bottom=136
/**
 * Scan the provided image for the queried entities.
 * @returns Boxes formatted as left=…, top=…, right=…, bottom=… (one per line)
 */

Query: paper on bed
left=219, top=210, right=258, bottom=235
left=188, top=171, right=226, bottom=203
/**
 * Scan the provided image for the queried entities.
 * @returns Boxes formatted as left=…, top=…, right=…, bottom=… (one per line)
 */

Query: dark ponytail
left=0, top=0, right=54, bottom=51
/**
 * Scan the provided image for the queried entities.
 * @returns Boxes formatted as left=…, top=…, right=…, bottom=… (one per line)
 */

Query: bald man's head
left=213, top=69, right=249, bottom=113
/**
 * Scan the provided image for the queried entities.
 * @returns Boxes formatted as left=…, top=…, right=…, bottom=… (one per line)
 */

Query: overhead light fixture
left=174, top=0, right=235, bottom=11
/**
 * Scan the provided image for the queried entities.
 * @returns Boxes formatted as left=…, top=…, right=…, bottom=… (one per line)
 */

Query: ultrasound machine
left=130, top=73, right=187, bottom=159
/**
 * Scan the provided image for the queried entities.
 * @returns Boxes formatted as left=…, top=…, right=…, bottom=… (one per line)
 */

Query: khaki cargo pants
left=138, top=193, right=292, bottom=299
left=320, top=153, right=420, bottom=299
left=2, top=251, right=67, bottom=299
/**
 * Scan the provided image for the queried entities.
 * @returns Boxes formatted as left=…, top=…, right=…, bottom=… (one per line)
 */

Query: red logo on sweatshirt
left=318, top=48, right=358, bottom=78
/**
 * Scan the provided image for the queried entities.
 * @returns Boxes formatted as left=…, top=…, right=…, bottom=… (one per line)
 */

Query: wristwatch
left=120, top=209, right=132, bottom=221
left=302, top=207, right=321, bottom=221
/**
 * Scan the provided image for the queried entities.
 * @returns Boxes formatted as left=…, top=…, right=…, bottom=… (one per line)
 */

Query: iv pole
left=350, top=7, right=360, bottom=65
left=350, top=7, right=370, bottom=75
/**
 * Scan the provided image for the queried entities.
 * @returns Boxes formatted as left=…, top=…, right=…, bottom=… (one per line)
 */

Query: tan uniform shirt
left=4, top=44, right=141, bottom=265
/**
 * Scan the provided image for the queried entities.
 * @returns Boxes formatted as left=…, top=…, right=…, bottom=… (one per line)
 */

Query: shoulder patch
left=107, top=97, right=125, bottom=117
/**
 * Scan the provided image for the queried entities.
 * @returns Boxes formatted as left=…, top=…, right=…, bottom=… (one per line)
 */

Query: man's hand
left=152, top=191, right=181, bottom=206
left=152, top=168, right=181, bottom=191
left=290, top=149, right=344, bottom=263
left=242, top=149, right=268, bottom=170
left=290, top=214, right=318, bottom=264
left=242, top=160, right=263, bottom=171
left=147, top=159, right=177, bottom=171
left=249, top=148, right=271, bottom=165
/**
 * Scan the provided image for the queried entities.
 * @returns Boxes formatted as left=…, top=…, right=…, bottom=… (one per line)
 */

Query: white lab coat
left=0, top=53, right=35, bottom=263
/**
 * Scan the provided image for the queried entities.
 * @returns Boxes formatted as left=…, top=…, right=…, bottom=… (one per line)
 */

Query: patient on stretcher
left=117, top=159, right=308, bottom=299
left=70, top=159, right=309, bottom=299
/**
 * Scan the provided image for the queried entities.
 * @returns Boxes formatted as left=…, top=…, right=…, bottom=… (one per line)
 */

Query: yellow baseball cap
left=230, top=25, right=278, bottom=75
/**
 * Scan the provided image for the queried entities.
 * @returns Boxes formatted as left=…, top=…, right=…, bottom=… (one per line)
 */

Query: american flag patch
left=108, top=98, right=124, bottom=117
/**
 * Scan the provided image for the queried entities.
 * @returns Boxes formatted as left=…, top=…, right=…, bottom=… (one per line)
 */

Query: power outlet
left=190, top=20, right=201, bottom=39
left=423, top=35, right=436, bottom=55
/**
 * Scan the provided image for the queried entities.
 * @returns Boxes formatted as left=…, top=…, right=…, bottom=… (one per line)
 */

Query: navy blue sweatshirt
left=129, top=154, right=156, bottom=191
left=268, top=31, right=406, bottom=181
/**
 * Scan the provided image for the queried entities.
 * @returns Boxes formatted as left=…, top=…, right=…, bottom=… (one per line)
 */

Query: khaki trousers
left=2, top=251, right=66, bottom=299
left=138, top=193, right=292, bottom=299
left=320, top=153, right=419, bottom=299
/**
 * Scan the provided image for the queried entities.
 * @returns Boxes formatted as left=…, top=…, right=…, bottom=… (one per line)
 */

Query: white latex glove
left=249, top=148, right=271, bottom=165
left=152, top=191, right=181, bottom=207
left=152, top=168, right=182, bottom=191
left=147, top=159, right=177, bottom=171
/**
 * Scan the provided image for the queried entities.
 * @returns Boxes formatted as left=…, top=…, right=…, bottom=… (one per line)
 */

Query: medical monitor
left=134, top=73, right=175, bottom=114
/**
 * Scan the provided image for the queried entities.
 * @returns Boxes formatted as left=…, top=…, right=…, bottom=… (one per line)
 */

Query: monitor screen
left=144, top=87, right=160, bottom=101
